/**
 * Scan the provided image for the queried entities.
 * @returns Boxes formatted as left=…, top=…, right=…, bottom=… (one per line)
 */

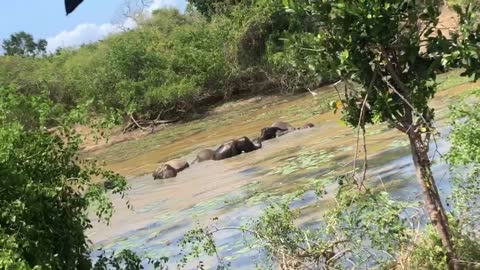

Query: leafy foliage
left=93, top=249, right=169, bottom=270
left=403, top=220, right=480, bottom=270
left=2, top=32, right=47, bottom=57
left=0, top=86, right=129, bottom=269
left=281, top=1, right=480, bottom=268
left=187, top=0, right=247, bottom=17
left=0, top=4, right=333, bottom=125
left=178, top=181, right=417, bottom=269
left=448, top=89, right=480, bottom=242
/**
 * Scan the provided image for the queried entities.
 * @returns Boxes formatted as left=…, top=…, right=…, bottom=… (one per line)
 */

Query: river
left=86, top=74, right=478, bottom=269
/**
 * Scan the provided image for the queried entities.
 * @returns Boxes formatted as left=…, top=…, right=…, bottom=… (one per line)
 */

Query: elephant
left=166, top=159, right=189, bottom=172
left=259, top=126, right=286, bottom=141
left=192, top=149, right=216, bottom=164
left=260, top=122, right=315, bottom=141
left=214, top=136, right=262, bottom=160
left=152, top=164, right=177, bottom=180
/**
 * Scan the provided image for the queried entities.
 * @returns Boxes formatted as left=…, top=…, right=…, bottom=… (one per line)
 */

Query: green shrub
left=404, top=220, right=480, bottom=270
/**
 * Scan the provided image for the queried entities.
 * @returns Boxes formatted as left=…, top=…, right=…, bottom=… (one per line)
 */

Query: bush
left=0, top=4, right=335, bottom=126
left=0, top=86, right=128, bottom=269
left=400, top=220, right=480, bottom=270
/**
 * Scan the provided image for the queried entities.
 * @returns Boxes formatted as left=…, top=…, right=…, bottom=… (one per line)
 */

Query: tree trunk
left=407, top=129, right=459, bottom=270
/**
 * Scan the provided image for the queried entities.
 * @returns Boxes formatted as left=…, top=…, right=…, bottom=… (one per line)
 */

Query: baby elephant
left=152, top=159, right=189, bottom=180
left=192, top=149, right=216, bottom=164
left=214, top=136, right=262, bottom=160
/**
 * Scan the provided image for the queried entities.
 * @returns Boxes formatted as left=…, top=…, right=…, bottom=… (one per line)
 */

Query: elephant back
left=271, top=121, right=295, bottom=131
left=166, top=159, right=189, bottom=172
left=192, top=149, right=216, bottom=164
left=152, top=164, right=177, bottom=179
left=236, top=136, right=259, bottom=152
left=214, top=140, right=238, bottom=160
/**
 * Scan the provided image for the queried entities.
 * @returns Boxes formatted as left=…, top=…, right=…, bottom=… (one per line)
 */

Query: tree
left=2, top=32, right=47, bottom=57
left=187, top=0, right=247, bottom=17
left=285, top=1, right=480, bottom=269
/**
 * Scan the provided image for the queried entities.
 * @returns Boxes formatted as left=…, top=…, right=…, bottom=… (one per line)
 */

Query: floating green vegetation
left=136, top=199, right=169, bottom=213
left=365, top=126, right=389, bottom=136
left=267, top=149, right=335, bottom=176
left=307, top=176, right=335, bottom=194
left=437, top=69, right=474, bottom=91
left=335, top=145, right=353, bottom=153
left=252, top=97, right=333, bottom=122
left=389, top=139, right=409, bottom=148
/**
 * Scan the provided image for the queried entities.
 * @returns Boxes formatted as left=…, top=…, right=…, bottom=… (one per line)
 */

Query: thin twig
left=352, top=93, right=369, bottom=190
left=129, top=114, right=147, bottom=131
left=333, top=83, right=346, bottom=108
left=359, top=123, right=368, bottom=190
left=326, top=249, right=352, bottom=265
left=381, top=75, right=428, bottom=126
left=377, top=174, right=387, bottom=192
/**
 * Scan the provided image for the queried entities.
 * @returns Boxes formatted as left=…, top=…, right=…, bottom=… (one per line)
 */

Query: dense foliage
left=448, top=89, right=480, bottom=242
left=176, top=0, right=480, bottom=269
left=0, top=3, right=327, bottom=126
left=0, top=86, right=129, bottom=269
left=280, top=1, right=480, bottom=269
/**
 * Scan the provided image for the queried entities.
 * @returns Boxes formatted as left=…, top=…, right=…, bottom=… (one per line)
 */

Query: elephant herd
left=150, top=121, right=315, bottom=180
left=103, top=121, right=314, bottom=188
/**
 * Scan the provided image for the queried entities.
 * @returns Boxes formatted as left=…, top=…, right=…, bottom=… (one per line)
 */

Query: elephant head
left=236, top=136, right=262, bottom=152
left=152, top=164, right=177, bottom=180
left=259, top=126, right=285, bottom=141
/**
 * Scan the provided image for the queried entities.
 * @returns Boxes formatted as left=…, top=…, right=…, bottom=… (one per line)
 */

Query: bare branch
left=380, top=72, right=430, bottom=129
left=130, top=114, right=147, bottom=131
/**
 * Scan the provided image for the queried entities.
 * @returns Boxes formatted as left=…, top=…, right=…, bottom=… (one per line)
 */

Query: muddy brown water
left=87, top=80, right=478, bottom=269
